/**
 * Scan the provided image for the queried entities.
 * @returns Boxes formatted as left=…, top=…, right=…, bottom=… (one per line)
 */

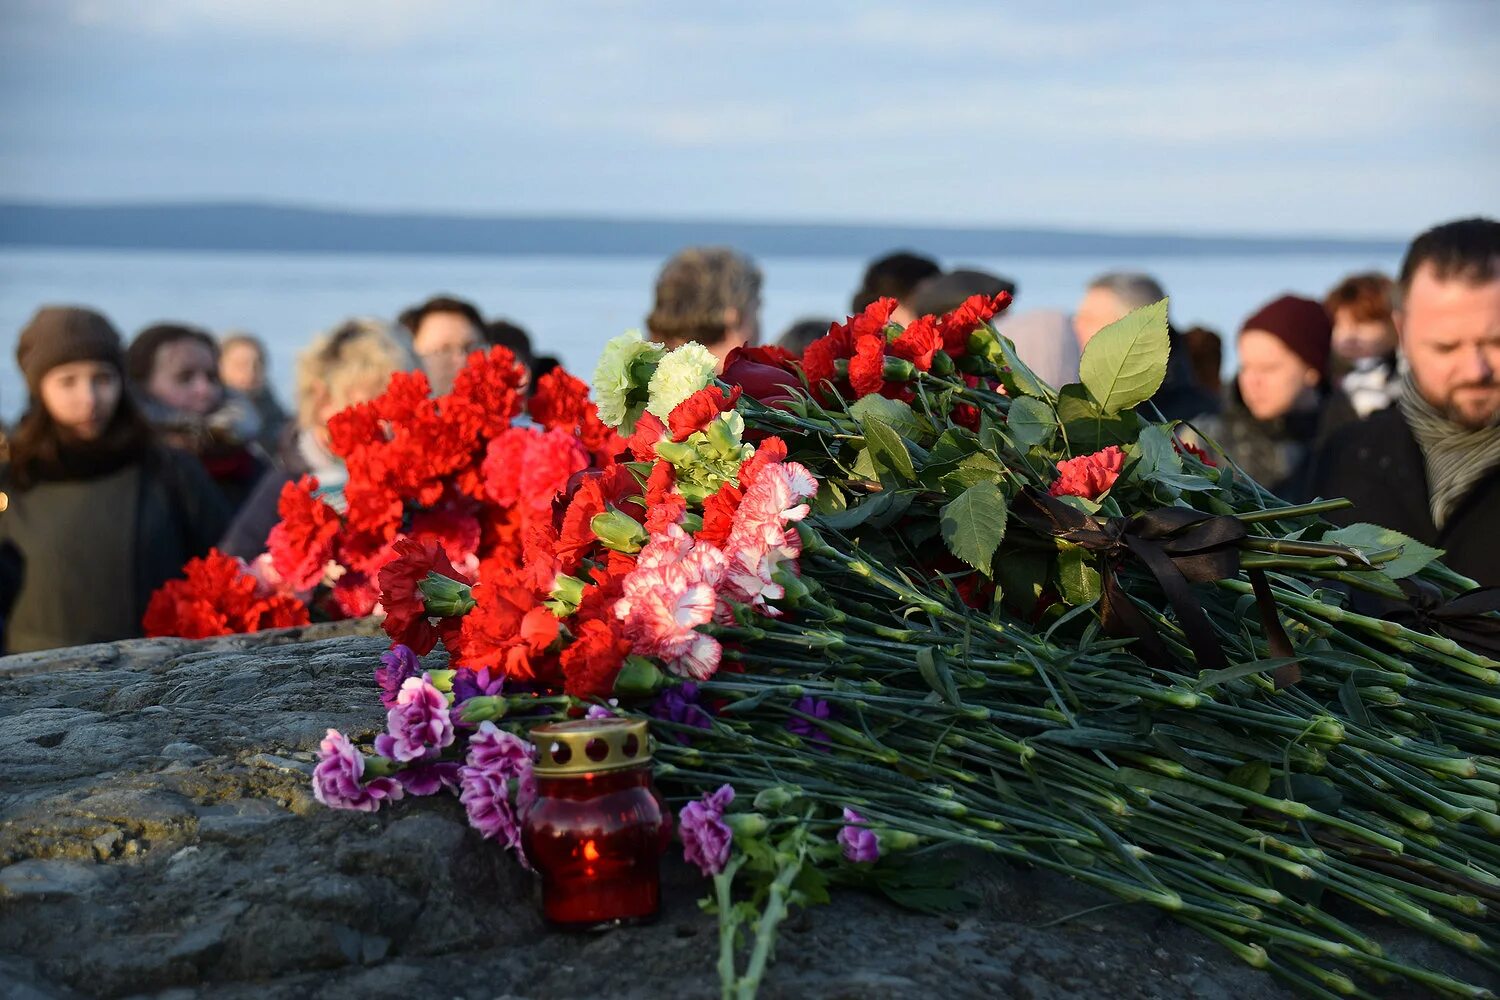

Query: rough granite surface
left=0, top=625, right=1452, bottom=999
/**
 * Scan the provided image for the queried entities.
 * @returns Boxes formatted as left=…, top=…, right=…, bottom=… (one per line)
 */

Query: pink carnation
left=718, top=461, right=817, bottom=616
left=312, top=729, right=404, bottom=813
left=837, top=807, right=880, bottom=863
left=374, top=673, right=455, bottom=763
left=615, top=524, right=729, bottom=680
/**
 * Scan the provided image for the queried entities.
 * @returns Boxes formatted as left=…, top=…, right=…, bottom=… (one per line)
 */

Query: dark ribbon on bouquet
left=1392, top=578, right=1500, bottom=659
left=1014, top=489, right=1300, bottom=687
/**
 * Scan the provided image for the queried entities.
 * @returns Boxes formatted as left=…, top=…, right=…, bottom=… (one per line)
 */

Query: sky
left=0, top=0, right=1496, bottom=237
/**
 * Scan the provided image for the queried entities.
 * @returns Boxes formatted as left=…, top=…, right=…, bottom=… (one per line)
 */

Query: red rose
left=1049, top=446, right=1127, bottom=500
left=720, top=347, right=801, bottom=405
left=668, top=385, right=741, bottom=442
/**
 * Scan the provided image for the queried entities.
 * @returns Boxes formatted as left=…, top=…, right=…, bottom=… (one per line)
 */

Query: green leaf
left=860, top=417, right=917, bottom=486
left=851, top=394, right=927, bottom=442
left=1006, top=396, right=1056, bottom=449
left=995, top=548, right=1049, bottom=615
left=1192, top=657, right=1301, bottom=692
left=816, top=490, right=915, bottom=531
left=1129, top=424, right=1183, bottom=483
left=1226, top=761, right=1272, bottom=795
left=1078, top=299, right=1171, bottom=415
left=994, top=333, right=1054, bottom=399
left=878, top=883, right=979, bottom=915
left=915, top=647, right=966, bottom=708
left=937, top=453, right=1006, bottom=493
left=1056, top=383, right=1141, bottom=451
left=1056, top=542, right=1102, bottom=606
left=1032, top=727, right=1148, bottom=752
left=1322, top=522, right=1444, bottom=580
left=924, top=428, right=982, bottom=470
left=1113, top=768, right=1243, bottom=808
left=790, top=861, right=830, bottom=907
left=939, top=481, right=1008, bottom=576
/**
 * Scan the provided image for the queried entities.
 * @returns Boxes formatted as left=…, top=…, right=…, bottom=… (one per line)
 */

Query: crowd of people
left=1, top=216, right=1496, bottom=654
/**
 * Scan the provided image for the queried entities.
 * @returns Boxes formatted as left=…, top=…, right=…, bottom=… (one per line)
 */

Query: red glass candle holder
left=522, top=717, right=671, bottom=929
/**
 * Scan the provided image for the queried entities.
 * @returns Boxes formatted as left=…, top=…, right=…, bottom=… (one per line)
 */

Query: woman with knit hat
left=1185, top=294, right=1357, bottom=498
left=0, top=306, right=230, bottom=653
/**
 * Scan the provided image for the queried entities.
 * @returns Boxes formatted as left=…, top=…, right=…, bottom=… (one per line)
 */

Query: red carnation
left=331, top=571, right=381, bottom=618
left=668, top=385, right=742, bottom=442
left=448, top=345, right=525, bottom=440
left=377, top=536, right=472, bottom=655
left=144, top=549, right=310, bottom=639
left=560, top=618, right=632, bottom=699
left=1049, top=446, right=1127, bottom=500
left=698, top=481, right=744, bottom=547
left=934, top=292, right=1013, bottom=355
left=739, top=436, right=788, bottom=489
left=452, top=582, right=560, bottom=681
left=644, top=460, right=685, bottom=533
left=557, top=465, right=643, bottom=569
left=803, top=298, right=900, bottom=401
left=847, top=334, right=889, bottom=399
left=891, top=315, right=940, bottom=371
left=627, top=410, right=667, bottom=462
left=1174, top=438, right=1217, bottom=467
left=528, top=366, right=591, bottom=430
left=266, top=476, right=342, bottom=592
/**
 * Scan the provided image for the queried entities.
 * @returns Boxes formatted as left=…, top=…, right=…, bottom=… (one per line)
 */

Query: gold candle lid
left=531, top=717, right=652, bottom=776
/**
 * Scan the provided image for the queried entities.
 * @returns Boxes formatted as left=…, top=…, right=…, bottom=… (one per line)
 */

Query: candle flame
left=582, top=839, right=600, bottom=862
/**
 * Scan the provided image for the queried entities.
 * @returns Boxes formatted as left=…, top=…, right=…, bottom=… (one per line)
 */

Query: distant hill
left=0, top=201, right=1405, bottom=259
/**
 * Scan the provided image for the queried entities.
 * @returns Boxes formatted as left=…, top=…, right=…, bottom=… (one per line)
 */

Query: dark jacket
left=1304, top=406, right=1500, bottom=587
left=0, top=446, right=231, bottom=652
left=1146, top=334, right=1220, bottom=423
left=1192, top=384, right=1357, bottom=501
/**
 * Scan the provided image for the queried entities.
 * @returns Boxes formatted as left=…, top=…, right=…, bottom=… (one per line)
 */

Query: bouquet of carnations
left=301, top=297, right=1494, bottom=999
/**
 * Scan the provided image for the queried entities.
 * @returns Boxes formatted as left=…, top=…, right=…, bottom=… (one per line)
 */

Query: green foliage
left=1078, top=299, right=1171, bottom=415
left=859, top=417, right=918, bottom=487
left=940, top=481, right=1008, bottom=576
left=1056, top=384, right=1141, bottom=452
left=1005, top=395, right=1057, bottom=449
left=1056, top=541, right=1102, bottom=606
left=1322, top=522, right=1444, bottom=580
left=850, top=394, right=929, bottom=442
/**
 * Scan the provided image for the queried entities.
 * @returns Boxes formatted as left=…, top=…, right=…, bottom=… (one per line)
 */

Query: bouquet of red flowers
left=283, top=303, right=1495, bottom=998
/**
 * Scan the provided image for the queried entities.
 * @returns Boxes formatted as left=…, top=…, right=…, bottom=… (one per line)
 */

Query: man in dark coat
left=1305, top=218, right=1500, bottom=586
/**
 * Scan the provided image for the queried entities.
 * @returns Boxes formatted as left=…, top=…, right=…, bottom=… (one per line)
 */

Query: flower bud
left=795, top=522, right=836, bottom=557
left=753, top=785, right=800, bottom=812
left=727, top=812, right=769, bottom=838
left=966, top=325, right=1001, bottom=359
left=459, top=696, right=507, bottom=724
left=419, top=572, right=476, bottom=617
left=878, top=829, right=921, bottom=852
left=881, top=357, right=916, bottom=382
left=679, top=512, right=705, bottom=534
left=613, top=656, right=667, bottom=696
left=931, top=351, right=956, bottom=376
left=706, top=413, right=741, bottom=455
left=652, top=438, right=697, bottom=466
left=425, top=668, right=456, bottom=693
left=548, top=574, right=587, bottom=614
left=591, top=508, right=648, bottom=553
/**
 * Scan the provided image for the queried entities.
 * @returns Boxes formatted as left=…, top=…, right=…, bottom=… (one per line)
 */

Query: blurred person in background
left=1189, top=295, right=1354, bottom=498
left=1307, top=218, right=1500, bottom=586
left=646, top=247, right=762, bottom=366
left=777, top=317, right=835, bottom=356
left=531, top=355, right=562, bottom=381
left=220, top=332, right=289, bottom=454
left=128, top=323, right=266, bottom=512
left=908, top=268, right=1017, bottom=319
left=399, top=294, right=485, bottom=395
left=851, top=251, right=942, bottom=325
left=1, top=307, right=228, bottom=652
left=1325, top=273, right=1402, bottom=417
left=1072, top=272, right=1218, bottom=420
left=220, top=318, right=416, bottom=561
left=1181, top=325, right=1224, bottom=397
left=993, top=309, right=1081, bottom=388
left=484, top=318, right=536, bottom=391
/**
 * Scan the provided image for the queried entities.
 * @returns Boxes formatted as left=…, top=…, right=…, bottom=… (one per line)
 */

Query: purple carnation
left=838, top=807, right=880, bottom=863
left=312, top=729, right=404, bottom=812
left=786, top=695, right=833, bottom=746
left=585, top=702, right=616, bottom=720
left=459, top=767, right=524, bottom=853
left=680, top=784, right=735, bottom=876
left=374, top=673, right=455, bottom=763
left=651, top=682, right=714, bottom=744
left=452, top=666, right=505, bottom=705
left=465, top=721, right=534, bottom=776
left=396, top=760, right=462, bottom=797
left=376, top=644, right=422, bottom=709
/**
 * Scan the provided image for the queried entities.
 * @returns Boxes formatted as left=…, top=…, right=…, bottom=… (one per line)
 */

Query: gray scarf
left=1398, top=370, right=1500, bottom=529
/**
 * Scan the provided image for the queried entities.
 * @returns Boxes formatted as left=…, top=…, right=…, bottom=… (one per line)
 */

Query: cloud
left=64, top=0, right=484, bottom=46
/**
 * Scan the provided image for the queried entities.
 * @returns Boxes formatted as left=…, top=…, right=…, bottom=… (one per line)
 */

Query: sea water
left=0, top=246, right=1399, bottom=421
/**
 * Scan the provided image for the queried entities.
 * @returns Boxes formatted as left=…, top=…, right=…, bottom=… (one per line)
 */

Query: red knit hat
left=1239, top=295, right=1332, bottom=376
